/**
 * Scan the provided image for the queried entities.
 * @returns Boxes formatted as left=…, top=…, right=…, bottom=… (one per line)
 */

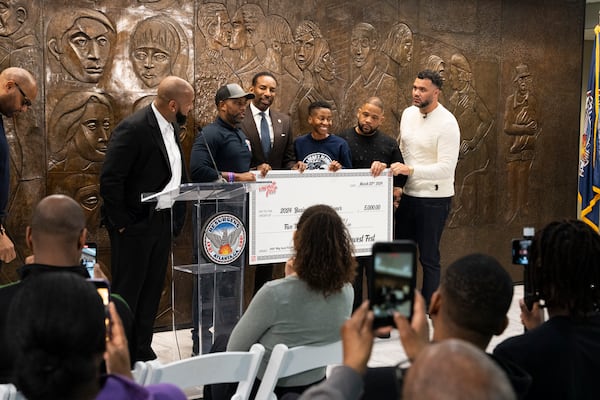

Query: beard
left=416, top=99, right=431, bottom=109
left=357, top=122, right=376, bottom=135
left=176, top=111, right=187, bottom=125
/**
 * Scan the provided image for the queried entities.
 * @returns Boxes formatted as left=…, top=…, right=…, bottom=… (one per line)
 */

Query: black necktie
left=260, top=112, right=271, bottom=158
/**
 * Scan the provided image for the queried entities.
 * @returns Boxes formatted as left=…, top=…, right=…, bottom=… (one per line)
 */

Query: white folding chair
left=131, top=360, right=149, bottom=384
left=0, top=384, right=16, bottom=400
left=254, top=341, right=343, bottom=400
left=144, top=343, right=265, bottom=400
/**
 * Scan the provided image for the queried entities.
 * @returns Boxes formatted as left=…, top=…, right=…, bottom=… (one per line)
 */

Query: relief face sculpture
left=226, top=3, right=265, bottom=84
left=47, top=9, right=116, bottom=83
left=130, top=16, right=187, bottom=88
left=195, top=2, right=239, bottom=127
left=48, top=91, right=113, bottom=173
left=0, top=0, right=26, bottom=37
left=199, top=3, right=232, bottom=49
left=381, top=22, right=413, bottom=69
left=293, top=21, right=318, bottom=72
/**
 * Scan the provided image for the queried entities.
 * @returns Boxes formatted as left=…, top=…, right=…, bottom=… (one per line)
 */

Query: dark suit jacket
left=100, top=104, right=187, bottom=232
left=240, top=105, right=296, bottom=170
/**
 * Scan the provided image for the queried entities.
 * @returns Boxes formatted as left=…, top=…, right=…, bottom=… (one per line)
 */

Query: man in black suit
left=100, top=76, right=194, bottom=361
left=240, top=71, right=297, bottom=175
left=239, top=71, right=300, bottom=293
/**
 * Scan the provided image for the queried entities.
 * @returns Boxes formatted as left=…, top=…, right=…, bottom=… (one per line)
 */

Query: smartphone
left=88, top=279, right=111, bottom=339
left=81, top=242, right=97, bottom=278
left=511, top=239, right=532, bottom=266
left=370, top=240, right=417, bottom=328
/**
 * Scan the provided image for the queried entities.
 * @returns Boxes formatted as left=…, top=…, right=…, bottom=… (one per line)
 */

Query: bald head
left=154, top=76, right=194, bottom=123
left=156, top=76, right=194, bottom=103
left=31, top=194, right=85, bottom=240
left=27, top=195, right=87, bottom=266
left=363, top=96, right=384, bottom=112
left=403, top=340, right=515, bottom=400
left=0, top=67, right=37, bottom=116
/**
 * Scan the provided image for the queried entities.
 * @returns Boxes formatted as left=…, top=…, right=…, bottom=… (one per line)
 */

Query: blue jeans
left=394, top=195, right=452, bottom=305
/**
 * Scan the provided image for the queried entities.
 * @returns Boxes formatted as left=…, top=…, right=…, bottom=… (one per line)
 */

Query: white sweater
left=399, top=104, right=460, bottom=198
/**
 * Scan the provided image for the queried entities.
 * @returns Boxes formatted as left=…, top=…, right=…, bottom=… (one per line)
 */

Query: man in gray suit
left=239, top=71, right=299, bottom=293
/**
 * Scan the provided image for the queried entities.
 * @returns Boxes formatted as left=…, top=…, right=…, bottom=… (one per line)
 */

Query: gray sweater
left=227, top=275, right=353, bottom=387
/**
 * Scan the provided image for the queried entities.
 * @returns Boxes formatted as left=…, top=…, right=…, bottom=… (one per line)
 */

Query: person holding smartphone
left=0, top=194, right=134, bottom=383
left=295, top=253, right=530, bottom=400
left=493, top=220, right=600, bottom=400
left=6, top=272, right=186, bottom=400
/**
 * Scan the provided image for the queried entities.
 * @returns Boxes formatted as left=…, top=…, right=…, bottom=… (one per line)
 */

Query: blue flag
left=579, top=25, right=600, bottom=232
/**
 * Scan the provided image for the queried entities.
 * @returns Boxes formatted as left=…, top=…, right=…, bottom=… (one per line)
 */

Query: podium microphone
left=201, top=129, right=226, bottom=183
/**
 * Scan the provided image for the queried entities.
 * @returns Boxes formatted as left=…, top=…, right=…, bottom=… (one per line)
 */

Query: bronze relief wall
left=0, top=0, right=584, bottom=325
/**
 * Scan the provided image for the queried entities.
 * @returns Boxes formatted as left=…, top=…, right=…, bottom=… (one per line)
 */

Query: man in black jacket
left=100, top=76, right=193, bottom=361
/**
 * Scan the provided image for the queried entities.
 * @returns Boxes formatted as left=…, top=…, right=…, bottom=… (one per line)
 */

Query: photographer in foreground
left=493, top=219, right=600, bottom=400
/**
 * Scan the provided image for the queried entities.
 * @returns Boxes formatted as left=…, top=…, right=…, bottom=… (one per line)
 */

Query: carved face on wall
left=131, top=46, right=172, bottom=88
left=314, top=40, right=336, bottom=81
left=74, top=101, right=111, bottom=161
left=389, top=32, right=412, bottom=67
left=448, top=57, right=471, bottom=91
left=211, top=9, right=232, bottom=47
left=130, top=17, right=182, bottom=88
left=230, top=9, right=249, bottom=49
left=0, top=0, right=25, bottom=37
left=382, top=23, right=413, bottom=68
left=350, top=27, right=375, bottom=68
left=48, top=16, right=114, bottom=83
left=294, top=32, right=315, bottom=71
left=74, top=181, right=101, bottom=226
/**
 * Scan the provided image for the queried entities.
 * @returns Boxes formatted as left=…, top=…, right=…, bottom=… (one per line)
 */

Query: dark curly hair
left=293, top=204, right=356, bottom=296
left=529, top=219, right=600, bottom=317
left=442, top=253, right=513, bottom=338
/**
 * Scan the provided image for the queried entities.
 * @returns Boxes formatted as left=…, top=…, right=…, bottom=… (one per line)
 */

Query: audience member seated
left=6, top=272, right=186, bottom=400
left=0, top=194, right=135, bottom=383
left=294, top=253, right=530, bottom=400
left=402, top=339, right=515, bottom=400
left=394, top=253, right=530, bottom=399
left=493, top=220, right=600, bottom=400
left=213, top=204, right=356, bottom=399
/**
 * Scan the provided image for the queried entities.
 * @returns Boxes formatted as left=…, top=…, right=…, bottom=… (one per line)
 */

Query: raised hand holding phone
left=81, top=242, right=97, bottom=278
left=370, top=240, right=417, bottom=328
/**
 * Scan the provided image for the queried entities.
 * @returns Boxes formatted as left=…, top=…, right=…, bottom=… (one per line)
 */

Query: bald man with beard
left=101, top=76, right=194, bottom=361
left=0, top=67, right=37, bottom=265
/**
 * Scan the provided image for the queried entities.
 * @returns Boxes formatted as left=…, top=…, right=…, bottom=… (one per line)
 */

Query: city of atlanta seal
left=201, top=212, right=247, bottom=265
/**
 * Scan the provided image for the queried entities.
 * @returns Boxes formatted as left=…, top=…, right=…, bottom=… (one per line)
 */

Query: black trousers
left=394, top=195, right=451, bottom=305
left=108, top=209, right=171, bottom=361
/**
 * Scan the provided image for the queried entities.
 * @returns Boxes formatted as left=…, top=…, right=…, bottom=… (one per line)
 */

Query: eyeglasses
left=14, top=82, right=32, bottom=107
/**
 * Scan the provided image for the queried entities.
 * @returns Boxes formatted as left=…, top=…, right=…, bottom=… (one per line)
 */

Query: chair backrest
left=0, top=384, right=16, bottom=400
left=254, top=341, right=343, bottom=400
left=131, top=360, right=149, bottom=384
left=144, top=343, right=265, bottom=400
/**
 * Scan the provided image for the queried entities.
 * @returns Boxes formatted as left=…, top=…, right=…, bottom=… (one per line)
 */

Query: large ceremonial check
left=248, top=169, right=393, bottom=264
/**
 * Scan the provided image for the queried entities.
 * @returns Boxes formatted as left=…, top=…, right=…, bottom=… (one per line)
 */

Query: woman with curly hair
left=225, top=204, right=356, bottom=398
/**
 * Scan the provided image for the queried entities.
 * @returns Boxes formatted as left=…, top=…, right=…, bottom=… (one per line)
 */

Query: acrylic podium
left=142, top=181, right=260, bottom=356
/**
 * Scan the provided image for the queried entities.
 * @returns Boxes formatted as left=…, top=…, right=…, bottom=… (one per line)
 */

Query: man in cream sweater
left=390, top=69, right=460, bottom=306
